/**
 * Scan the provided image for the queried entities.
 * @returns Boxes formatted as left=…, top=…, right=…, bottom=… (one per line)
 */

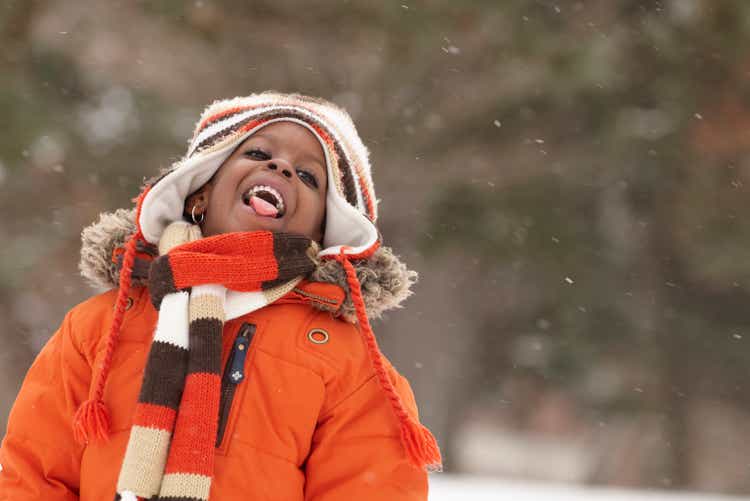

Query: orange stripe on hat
left=238, top=118, right=267, bottom=134
left=198, top=104, right=259, bottom=131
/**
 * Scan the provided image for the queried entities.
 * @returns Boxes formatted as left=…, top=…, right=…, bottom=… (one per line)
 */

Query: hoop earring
left=191, top=205, right=205, bottom=225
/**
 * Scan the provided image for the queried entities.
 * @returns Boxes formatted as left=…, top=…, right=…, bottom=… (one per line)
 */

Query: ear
left=183, top=183, right=212, bottom=218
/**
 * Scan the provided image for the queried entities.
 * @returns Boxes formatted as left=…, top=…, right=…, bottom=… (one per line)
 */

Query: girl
left=0, top=92, right=441, bottom=500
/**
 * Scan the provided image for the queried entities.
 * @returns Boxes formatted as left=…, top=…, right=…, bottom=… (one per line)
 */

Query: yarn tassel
left=335, top=247, right=443, bottom=471
left=73, top=398, right=111, bottom=444
left=73, top=188, right=149, bottom=444
left=399, top=416, right=443, bottom=473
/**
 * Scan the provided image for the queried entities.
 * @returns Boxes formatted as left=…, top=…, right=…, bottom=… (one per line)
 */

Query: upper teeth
left=246, top=185, right=285, bottom=212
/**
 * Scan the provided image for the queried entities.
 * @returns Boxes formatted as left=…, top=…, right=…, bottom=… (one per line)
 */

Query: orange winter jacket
left=0, top=210, right=430, bottom=500
left=0, top=283, right=428, bottom=500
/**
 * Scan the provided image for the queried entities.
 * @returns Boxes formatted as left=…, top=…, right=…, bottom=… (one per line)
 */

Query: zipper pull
left=228, top=323, right=255, bottom=384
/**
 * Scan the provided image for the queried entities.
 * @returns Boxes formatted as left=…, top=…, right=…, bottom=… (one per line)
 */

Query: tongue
left=249, top=195, right=279, bottom=217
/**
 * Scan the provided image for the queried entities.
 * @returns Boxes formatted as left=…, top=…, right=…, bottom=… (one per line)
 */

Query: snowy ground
left=429, top=476, right=747, bottom=500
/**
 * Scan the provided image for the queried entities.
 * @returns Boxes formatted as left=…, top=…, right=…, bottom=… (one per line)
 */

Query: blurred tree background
left=3, top=0, right=750, bottom=495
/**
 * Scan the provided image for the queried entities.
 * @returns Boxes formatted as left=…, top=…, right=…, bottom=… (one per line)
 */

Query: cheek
left=298, top=191, right=326, bottom=227
left=207, top=171, right=242, bottom=211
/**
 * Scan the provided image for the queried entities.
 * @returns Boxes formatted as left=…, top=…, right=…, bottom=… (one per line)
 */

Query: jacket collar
left=79, top=208, right=417, bottom=321
left=277, top=280, right=346, bottom=313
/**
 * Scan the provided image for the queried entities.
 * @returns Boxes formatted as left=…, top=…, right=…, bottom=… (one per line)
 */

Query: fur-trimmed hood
left=79, top=208, right=417, bottom=321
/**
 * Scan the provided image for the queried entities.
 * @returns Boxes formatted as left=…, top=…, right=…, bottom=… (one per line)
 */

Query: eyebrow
left=250, top=132, right=326, bottom=172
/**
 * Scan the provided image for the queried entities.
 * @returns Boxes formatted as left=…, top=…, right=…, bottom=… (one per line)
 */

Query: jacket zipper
left=216, top=322, right=256, bottom=447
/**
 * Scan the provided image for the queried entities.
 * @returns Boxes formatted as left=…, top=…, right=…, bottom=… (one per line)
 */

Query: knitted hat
left=139, top=92, right=380, bottom=258
left=73, top=92, right=441, bottom=472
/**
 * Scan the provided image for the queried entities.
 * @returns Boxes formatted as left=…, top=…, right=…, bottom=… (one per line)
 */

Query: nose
left=267, top=161, right=293, bottom=179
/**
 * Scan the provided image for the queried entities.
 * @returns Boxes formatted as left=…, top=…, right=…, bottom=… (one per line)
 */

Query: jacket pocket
left=232, top=348, right=325, bottom=465
left=216, top=322, right=256, bottom=448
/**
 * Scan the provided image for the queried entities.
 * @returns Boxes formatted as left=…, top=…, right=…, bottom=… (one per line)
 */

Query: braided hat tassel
left=73, top=188, right=150, bottom=444
left=334, top=247, right=442, bottom=472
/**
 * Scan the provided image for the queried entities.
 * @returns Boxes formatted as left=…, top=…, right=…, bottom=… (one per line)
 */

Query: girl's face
left=187, top=121, right=328, bottom=241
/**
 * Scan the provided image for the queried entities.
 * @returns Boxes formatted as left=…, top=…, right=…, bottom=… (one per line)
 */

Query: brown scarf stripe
left=112, top=241, right=158, bottom=280
left=185, top=318, right=223, bottom=375
left=272, top=233, right=317, bottom=276
left=136, top=240, right=159, bottom=256
left=115, top=254, right=152, bottom=283
left=148, top=256, right=179, bottom=309
left=114, top=239, right=159, bottom=258
left=137, top=342, right=189, bottom=409
left=260, top=276, right=292, bottom=290
left=260, top=234, right=317, bottom=290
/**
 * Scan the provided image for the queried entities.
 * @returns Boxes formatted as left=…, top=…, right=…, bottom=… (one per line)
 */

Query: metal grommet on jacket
left=307, top=328, right=329, bottom=344
left=125, top=297, right=134, bottom=311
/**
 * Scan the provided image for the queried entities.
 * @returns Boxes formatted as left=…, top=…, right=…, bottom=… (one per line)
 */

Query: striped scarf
left=115, top=221, right=317, bottom=501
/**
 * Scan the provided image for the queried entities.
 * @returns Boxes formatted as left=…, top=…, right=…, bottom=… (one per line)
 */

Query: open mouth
left=242, top=185, right=286, bottom=219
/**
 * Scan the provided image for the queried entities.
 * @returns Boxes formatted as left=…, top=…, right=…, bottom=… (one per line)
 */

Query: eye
left=297, top=169, right=319, bottom=189
left=245, top=148, right=270, bottom=160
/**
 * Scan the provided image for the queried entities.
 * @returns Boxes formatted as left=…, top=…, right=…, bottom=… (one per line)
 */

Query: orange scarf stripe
left=162, top=372, right=222, bottom=477
left=172, top=230, right=275, bottom=254
left=168, top=232, right=279, bottom=291
left=132, top=403, right=177, bottom=432
left=168, top=252, right=277, bottom=291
